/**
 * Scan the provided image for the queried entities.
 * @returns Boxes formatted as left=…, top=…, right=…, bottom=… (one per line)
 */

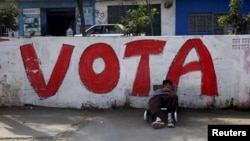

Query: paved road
left=0, top=107, right=250, bottom=141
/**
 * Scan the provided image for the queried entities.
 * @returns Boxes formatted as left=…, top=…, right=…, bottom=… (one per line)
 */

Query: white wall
left=0, top=35, right=250, bottom=109
left=95, top=0, right=176, bottom=35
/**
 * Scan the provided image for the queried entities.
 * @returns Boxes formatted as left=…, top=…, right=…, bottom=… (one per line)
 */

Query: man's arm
left=155, top=89, right=171, bottom=95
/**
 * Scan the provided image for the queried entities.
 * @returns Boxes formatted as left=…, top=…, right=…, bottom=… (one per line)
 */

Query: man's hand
left=161, top=87, right=171, bottom=92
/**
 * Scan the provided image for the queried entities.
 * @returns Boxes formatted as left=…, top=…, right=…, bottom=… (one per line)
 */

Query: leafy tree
left=76, top=0, right=86, bottom=36
left=0, top=1, right=19, bottom=35
left=121, top=0, right=158, bottom=36
left=217, top=0, right=250, bottom=34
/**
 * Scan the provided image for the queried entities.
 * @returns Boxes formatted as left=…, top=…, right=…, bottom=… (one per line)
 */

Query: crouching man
left=148, top=79, right=178, bottom=129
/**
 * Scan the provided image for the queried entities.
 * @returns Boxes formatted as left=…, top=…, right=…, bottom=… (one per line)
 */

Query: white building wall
left=95, top=0, right=176, bottom=35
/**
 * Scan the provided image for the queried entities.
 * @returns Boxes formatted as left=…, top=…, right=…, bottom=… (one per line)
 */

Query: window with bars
left=188, top=12, right=226, bottom=34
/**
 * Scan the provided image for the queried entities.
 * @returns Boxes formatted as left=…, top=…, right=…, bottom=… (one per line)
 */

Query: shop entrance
left=46, top=8, right=75, bottom=36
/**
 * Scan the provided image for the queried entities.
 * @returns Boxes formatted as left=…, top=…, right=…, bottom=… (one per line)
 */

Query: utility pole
left=76, top=0, right=86, bottom=36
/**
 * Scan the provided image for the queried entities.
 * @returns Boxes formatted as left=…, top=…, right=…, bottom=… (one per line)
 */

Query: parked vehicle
left=75, top=24, right=125, bottom=37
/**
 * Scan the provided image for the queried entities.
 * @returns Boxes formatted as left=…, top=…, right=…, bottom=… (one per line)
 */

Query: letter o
left=79, top=43, right=120, bottom=93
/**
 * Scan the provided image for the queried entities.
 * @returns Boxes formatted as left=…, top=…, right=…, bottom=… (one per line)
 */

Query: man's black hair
left=162, top=79, right=173, bottom=86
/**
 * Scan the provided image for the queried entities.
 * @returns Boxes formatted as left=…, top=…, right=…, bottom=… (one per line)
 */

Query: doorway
left=46, top=8, right=75, bottom=36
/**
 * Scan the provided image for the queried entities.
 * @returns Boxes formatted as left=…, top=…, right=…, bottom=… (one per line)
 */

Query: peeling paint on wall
left=95, top=10, right=105, bottom=24
left=0, top=75, right=21, bottom=106
left=244, top=49, right=250, bottom=74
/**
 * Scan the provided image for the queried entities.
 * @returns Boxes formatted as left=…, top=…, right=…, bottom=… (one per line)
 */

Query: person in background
left=148, top=79, right=178, bottom=129
left=66, top=25, right=73, bottom=37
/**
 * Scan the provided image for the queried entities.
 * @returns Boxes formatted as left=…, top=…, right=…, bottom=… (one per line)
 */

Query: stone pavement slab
left=0, top=107, right=250, bottom=141
left=0, top=107, right=86, bottom=141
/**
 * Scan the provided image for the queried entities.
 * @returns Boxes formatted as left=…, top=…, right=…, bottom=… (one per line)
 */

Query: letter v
left=20, top=44, right=74, bottom=99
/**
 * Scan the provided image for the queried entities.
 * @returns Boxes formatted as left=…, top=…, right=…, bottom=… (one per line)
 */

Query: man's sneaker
left=152, top=121, right=165, bottom=129
left=167, top=119, right=175, bottom=128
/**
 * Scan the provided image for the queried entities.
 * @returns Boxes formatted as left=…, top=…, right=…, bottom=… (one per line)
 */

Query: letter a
left=167, top=38, right=218, bottom=96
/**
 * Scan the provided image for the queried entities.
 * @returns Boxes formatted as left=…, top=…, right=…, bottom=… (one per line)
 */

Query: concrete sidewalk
left=0, top=107, right=250, bottom=141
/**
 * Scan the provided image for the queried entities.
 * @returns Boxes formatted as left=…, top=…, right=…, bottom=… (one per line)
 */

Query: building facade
left=176, top=0, right=250, bottom=35
left=16, top=0, right=175, bottom=36
left=18, top=0, right=95, bottom=36
left=11, top=0, right=250, bottom=36
left=94, top=0, right=176, bottom=36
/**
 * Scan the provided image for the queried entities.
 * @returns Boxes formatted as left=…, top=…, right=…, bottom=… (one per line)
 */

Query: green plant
left=121, top=0, right=158, bottom=36
left=217, top=0, right=250, bottom=34
left=0, top=2, right=19, bottom=31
